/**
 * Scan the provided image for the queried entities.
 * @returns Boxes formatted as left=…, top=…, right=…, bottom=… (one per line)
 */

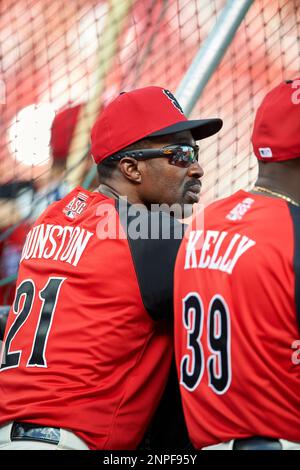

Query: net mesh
left=0, top=0, right=300, bottom=299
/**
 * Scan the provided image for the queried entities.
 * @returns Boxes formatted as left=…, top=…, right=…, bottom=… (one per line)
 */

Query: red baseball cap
left=91, top=86, right=223, bottom=164
left=252, top=78, right=300, bottom=161
left=50, top=104, right=82, bottom=161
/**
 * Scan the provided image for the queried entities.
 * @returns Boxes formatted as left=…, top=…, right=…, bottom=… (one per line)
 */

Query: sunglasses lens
left=167, top=145, right=198, bottom=167
left=113, top=145, right=199, bottom=166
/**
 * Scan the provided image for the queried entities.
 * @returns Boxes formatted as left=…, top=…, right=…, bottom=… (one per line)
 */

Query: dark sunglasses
left=106, top=144, right=199, bottom=168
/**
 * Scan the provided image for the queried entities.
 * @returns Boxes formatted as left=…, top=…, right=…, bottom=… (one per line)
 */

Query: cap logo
left=258, top=147, right=273, bottom=158
left=163, top=89, right=184, bottom=114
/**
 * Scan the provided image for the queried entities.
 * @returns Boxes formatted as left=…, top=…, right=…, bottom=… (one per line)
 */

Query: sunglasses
left=106, top=144, right=199, bottom=168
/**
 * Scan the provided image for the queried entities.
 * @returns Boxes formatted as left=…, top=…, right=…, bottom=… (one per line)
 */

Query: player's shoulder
left=203, top=189, right=295, bottom=234
left=205, top=190, right=247, bottom=212
left=200, top=190, right=249, bottom=225
left=34, top=186, right=111, bottom=226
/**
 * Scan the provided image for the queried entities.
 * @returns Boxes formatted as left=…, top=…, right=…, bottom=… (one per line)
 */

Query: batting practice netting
left=0, top=0, right=300, bottom=300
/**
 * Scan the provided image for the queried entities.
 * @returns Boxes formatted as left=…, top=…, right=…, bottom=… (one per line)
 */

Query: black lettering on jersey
left=207, top=296, right=231, bottom=394
left=0, top=280, right=35, bottom=370
left=180, top=293, right=204, bottom=391
left=180, top=293, right=231, bottom=394
left=0, top=277, right=65, bottom=371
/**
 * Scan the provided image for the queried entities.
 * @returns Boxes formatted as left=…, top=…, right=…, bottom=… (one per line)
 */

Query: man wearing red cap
left=174, top=79, right=300, bottom=450
left=0, top=86, right=222, bottom=449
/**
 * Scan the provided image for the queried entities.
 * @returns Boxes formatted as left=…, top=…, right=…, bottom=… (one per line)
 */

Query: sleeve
left=288, top=204, right=300, bottom=333
left=117, top=201, right=185, bottom=320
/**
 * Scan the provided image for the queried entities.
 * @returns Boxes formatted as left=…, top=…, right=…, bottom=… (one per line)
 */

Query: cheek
left=149, top=165, right=186, bottom=200
left=165, top=173, right=186, bottom=194
left=162, top=179, right=185, bottom=204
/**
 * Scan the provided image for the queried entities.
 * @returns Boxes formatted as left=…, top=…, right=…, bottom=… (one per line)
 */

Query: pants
left=0, top=422, right=89, bottom=450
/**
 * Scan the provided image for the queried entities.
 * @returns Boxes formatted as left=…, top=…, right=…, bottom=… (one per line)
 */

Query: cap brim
left=148, top=118, right=223, bottom=140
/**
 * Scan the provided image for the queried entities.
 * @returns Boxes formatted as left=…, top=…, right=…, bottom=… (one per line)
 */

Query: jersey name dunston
left=20, top=224, right=94, bottom=267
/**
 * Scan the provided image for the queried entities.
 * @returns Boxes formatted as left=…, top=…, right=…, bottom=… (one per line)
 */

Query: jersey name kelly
left=184, top=229, right=255, bottom=274
left=20, top=223, right=94, bottom=267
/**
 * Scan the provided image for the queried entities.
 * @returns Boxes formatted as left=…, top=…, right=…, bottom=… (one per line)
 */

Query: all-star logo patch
left=226, top=197, right=254, bottom=221
left=63, top=192, right=89, bottom=219
left=163, top=89, right=184, bottom=114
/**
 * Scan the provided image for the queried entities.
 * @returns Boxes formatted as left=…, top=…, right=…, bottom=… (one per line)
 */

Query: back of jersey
left=0, top=187, right=173, bottom=450
left=174, top=190, right=300, bottom=449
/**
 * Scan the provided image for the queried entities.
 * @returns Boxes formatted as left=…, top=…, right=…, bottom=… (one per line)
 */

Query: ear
left=119, top=157, right=142, bottom=183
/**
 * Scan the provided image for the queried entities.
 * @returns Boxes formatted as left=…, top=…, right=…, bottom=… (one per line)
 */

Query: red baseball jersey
left=174, top=190, right=300, bottom=449
left=0, top=187, right=183, bottom=449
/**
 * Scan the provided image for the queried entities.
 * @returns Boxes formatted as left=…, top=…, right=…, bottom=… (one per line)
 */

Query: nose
left=187, top=160, right=204, bottom=179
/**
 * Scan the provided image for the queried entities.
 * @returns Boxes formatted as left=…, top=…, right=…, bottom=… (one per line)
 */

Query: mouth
left=184, top=184, right=201, bottom=203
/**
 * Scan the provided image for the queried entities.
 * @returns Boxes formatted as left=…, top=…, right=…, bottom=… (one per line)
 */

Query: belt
left=233, top=437, right=282, bottom=450
left=11, top=422, right=60, bottom=445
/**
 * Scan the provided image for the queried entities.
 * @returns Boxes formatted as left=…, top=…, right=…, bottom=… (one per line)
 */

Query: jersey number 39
left=180, top=293, right=231, bottom=394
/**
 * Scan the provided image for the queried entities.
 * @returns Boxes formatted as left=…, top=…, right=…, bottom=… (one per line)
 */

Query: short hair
left=96, top=137, right=154, bottom=182
left=97, top=158, right=118, bottom=181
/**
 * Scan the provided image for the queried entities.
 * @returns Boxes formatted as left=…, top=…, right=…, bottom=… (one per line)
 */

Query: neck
left=255, top=176, right=300, bottom=206
left=96, top=182, right=145, bottom=206
left=255, top=159, right=300, bottom=205
left=96, top=183, right=121, bottom=200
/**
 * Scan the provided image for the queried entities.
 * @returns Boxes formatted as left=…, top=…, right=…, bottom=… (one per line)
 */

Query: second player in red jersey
left=174, top=191, right=300, bottom=448
left=174, top=79, right=300, bottom=450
